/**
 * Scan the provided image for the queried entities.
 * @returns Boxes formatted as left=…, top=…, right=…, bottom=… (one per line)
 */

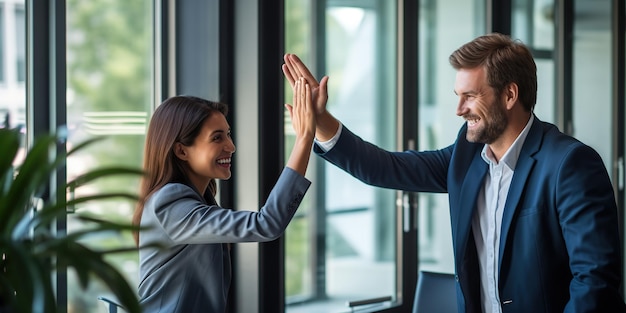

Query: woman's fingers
left=305, top=81, right=311, bottom=111
left=294, top=78, right=301, bottom=107
left=291, top=78, right=301, bottom=130
left=288, top=77, right=315, bottom=139
left=301, top=78, right=307, bottom=109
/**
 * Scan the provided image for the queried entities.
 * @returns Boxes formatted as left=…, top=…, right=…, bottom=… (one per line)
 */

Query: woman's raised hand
left=284, top=77, right=316, bottom=176
left=286, top=77, right=315, bottom=142
left=282, top=54, right=328, bottom=116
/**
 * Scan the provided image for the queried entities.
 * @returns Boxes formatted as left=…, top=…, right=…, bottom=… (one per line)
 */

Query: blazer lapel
left=498, top=116, right=543, bottom=269
left=455, top=151, right=488, bottom=264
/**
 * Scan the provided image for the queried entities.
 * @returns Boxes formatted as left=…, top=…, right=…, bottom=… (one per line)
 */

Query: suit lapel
left=455, top=151, right=488, bottom=264
left=498, top=117, right=543, bottom=269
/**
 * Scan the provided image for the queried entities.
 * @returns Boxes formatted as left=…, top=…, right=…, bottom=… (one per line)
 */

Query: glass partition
left=512, top=0, right=613, bottom=178
left=417, top=0, right=485, bottom=274
left=0, top=2, right=3, bottom=84
left=0, top=0, right=26, bottom=132
left=571, top=0, right=612, bottom=175
left=65, top=1, right=154, bottom=311
left=0, top=0, right=26, bottom=162
left=511, top=0, right=555, bottom=124
left=285, top=0, right=400, bottom=312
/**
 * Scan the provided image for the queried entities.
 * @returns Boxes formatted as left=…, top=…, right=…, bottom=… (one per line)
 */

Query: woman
left=133, top=78, right=317, bottom=312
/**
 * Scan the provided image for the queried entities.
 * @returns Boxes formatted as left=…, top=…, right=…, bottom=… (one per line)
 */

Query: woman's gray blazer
left=137, top=168, right=310, bottom=313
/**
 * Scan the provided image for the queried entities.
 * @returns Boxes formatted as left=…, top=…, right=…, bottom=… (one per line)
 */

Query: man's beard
left=466, top=98, right=508, bottom=144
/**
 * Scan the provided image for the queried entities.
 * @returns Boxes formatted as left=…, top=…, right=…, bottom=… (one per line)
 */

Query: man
left=282, top=33, right=626, bottom=313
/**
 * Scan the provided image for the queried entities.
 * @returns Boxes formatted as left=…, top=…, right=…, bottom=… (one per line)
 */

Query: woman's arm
left=284, top=78, right=316, bottom=176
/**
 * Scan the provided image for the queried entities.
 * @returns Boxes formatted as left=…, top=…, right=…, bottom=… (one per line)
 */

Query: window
left=512, top=0, right=613, bottom=179
left=511, top=0, right=555, bottom=124
left=571, top=0, right=612, bottom=176
left=65, top=1, right=154, bottom=311
left=285, top=0, right=401, bottom=312
left=0, top=3, right=4, bottom=84
left=13, top=4, right=23, bottom=83
left=416, top=0, right=485, bottom=274
left=0, top=0, right=26, bottom=131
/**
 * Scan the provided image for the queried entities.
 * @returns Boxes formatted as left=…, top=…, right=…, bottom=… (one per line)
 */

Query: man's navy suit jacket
left=314, top=115, right=625, bottom=313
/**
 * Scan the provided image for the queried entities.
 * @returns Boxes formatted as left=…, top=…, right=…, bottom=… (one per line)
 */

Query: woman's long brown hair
left=133, top=95, right=228, bottom=245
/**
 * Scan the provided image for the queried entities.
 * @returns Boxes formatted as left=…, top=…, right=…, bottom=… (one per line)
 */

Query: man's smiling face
left=454, top=66, right=508, bottom=145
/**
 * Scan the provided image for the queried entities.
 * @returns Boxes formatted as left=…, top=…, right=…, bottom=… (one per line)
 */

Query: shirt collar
left=480, top=114, right=534, bottom=169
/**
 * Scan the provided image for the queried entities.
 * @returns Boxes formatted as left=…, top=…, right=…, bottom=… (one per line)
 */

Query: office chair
left=98, top=296, right=125, bottom=313
left=412, top=270, right=458, bottom=313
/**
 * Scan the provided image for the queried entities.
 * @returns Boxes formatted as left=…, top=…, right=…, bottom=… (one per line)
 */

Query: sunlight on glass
left=328, top=7, right=364, bottom=35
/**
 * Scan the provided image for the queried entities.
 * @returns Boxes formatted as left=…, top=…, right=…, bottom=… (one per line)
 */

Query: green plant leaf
left=0, top=129, right=20, bottom=196
left=66, top=135, right=105, bottom=157
left=66, top=192, right=140, bottom=209
left=71, top=214, right=142, bottom=232
left=0, top=241, right=56, bottom=313
left=13, top=192, right=138, bottom=239
left=57, top=241, right=142, bottom=313
left=0, top=134, right=60, bottom=233
left=0, top=130, right=145, bottom=313
left=66, top=166, right=145, bottom=190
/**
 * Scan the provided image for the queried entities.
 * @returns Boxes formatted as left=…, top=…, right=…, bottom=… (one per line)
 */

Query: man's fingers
left=294, top=61, right=319, bottom=88
left=284, top=54, right=301, bottom=85
left=282, top=63, right=296, bottom=88
left=319, top=76, right=329, bottom=98
left=284, top=54, right=299, bottom=76
left=286, top=54, right=320, bottom=88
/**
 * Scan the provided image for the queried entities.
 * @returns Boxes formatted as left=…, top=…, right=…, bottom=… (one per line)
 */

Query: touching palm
left=282, top=54, right=329, bottom=116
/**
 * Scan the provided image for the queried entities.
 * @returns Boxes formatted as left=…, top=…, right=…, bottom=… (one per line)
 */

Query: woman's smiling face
left=178, top=113, right=236, bottom=188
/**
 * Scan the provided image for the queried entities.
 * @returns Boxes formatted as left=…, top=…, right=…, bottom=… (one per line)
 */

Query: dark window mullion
left=258, top=1, right=285, bottom=312
left=554, top=1, right=573, bottom=134
left=313, top=0, right=328, bottom=303
left=400, top=0, right=419, bottom=310
left=490, top=0, right=512, bottom=34
left=612, top=0, right=625, bottom=297
left=27, top=0, right=67, bottom=310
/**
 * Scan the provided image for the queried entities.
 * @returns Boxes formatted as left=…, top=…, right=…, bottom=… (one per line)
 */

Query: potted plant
left=0, top=127, right=145, bottom=313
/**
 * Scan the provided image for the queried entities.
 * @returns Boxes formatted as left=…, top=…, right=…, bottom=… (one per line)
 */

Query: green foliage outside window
left=66, top=0, right=153, bottom=311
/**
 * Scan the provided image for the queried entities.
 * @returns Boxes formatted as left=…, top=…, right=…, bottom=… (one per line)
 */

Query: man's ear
left=174, top=142, right=189, bottom=161
left=504, top=82, right=519, bottom=110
